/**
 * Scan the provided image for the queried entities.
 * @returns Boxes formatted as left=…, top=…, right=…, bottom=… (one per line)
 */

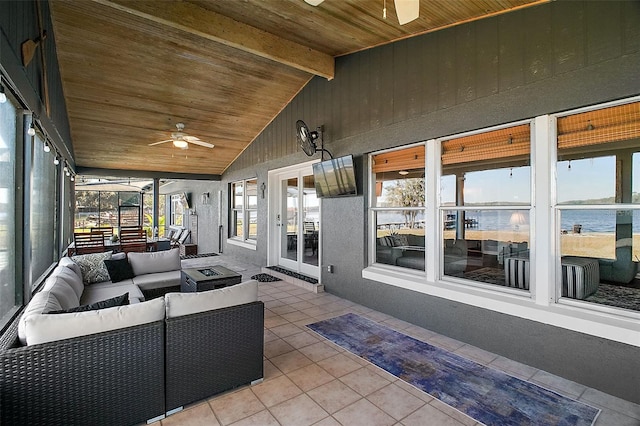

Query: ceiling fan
left=304, top=0, right=419, bottom=25
left=148, top=122, right=214, bottom=149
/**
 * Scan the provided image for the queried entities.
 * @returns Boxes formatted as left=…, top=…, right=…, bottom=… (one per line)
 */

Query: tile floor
left=156, top=255, right=640, bottom=426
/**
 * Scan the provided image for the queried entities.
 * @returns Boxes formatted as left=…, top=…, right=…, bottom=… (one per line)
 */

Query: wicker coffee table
left=181, top=265, right=242, bottom=292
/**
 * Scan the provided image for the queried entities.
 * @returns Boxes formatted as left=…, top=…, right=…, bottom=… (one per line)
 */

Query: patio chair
left=90, top=226, right=114, bottom=240
left=119, top=228, right=148, bottom=253
left=73, top=231, right=106, bottom=255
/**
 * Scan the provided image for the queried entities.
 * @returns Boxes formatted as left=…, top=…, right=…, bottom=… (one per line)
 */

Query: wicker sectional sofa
left=0, top=250, right=264, bottom=425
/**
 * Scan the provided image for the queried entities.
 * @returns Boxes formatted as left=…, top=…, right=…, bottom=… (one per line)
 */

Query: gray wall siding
left=223, top=1, right=640, bottom=403
left=0, top=0, right=74, bottom=162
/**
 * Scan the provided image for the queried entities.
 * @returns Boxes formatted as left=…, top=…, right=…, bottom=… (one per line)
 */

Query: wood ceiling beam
left=92, top=0, right=335, bottom=80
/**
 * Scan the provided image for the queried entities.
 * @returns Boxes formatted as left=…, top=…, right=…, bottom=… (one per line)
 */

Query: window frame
left=228, top=178, right=258, bottom=248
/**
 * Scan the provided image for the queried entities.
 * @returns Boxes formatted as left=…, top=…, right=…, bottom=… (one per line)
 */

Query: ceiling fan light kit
left=148, top=122, right=214, bottom=149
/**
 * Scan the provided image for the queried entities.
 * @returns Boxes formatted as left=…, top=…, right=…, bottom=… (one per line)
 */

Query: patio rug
left=307, top=313, right=600, bottom=426
left=250, top=273, right=281, bottom=282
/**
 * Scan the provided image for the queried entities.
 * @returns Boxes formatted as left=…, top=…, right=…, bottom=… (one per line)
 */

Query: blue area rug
left=307, top=313, right=600, bottom=426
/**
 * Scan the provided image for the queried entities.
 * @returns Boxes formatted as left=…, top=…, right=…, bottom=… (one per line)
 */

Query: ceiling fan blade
left=183, top=135, right=201, bottom=142
left=189, top=139, right=215, bottom=149
left=148, top=139, right=173, bottom=146
left=304, top=0, right=324, bottom=5
left=395, top=0, right=419, bottom=25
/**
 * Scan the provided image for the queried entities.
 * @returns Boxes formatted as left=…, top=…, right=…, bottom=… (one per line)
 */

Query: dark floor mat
left=266, top=266, right=318, bottom=284
left=250, top=273, right=281, bottom=282
left=180, top=252, right=219, bottom=260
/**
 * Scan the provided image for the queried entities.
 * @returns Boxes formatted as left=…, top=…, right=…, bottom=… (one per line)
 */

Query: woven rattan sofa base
left=0, top=319, right=165, bottom=426
left=165, top=301, right=264, bottom=411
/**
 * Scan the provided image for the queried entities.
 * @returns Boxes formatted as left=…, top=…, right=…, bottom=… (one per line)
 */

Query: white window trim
left=229, top=178, right=258, bottom=248
left=363, top=107, right=640, bottom=348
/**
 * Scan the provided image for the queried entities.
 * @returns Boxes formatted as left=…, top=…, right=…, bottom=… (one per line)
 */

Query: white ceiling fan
left=304, top=0, right=419, bottom=25
left=148, top=122, right=214, bottom=149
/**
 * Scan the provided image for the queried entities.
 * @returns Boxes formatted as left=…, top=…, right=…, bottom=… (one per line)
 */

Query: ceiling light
left=53, top=156, right=60, bottom=165
left=28, top=122, right=36, bottom=136
left=0, top=84, right=6, bottom=103
left=398, top=170, right=409, bottom=176
left=172, top=140, right=188, bottom=149
left=44, top=142, right=50, bottom=153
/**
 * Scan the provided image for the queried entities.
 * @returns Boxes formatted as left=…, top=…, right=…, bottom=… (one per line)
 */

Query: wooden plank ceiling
left=50, top=0, right=546, bottom=177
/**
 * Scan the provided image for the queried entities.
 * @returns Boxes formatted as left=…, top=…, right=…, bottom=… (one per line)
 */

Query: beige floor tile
left=367, top=383, right=425, bottom=421
left=312, top=416, right=342, bottom=426
left=251, top=374, right=303, bottom=407
left=530, top=370, right=587, bottom=399
left=307, top=379, right=362, bottom=414
left=394, top=379, right=434, bottom=403
left=264, top=338, right=295, bottom=359
left=270, top=393, right=329, bottom=426
left=263, top=359, right=283, bottom=379
left=580, top=388, right=640, bottom=420
left=400, top=404, right=466, bottom=426
left=304, top=306, right=332, bottom=317
left=340, top=367, right=392, bottom=396
left=454, top=344, right=499, bottom=365
left=317, top=353, right=362, bottom=377
left=592, top=409, right=640, bottom=426
left=271, top=305, right=298, bottom=315
left=264, top=300, right=286, bottom=309
left=271, top=322, right=304, bottom=338
left=208, top=388, right=265, bottom=425
left=263, top=329, right=278, bottom=343
left=162, top=402, right=219, bottom=426
left=228, top=409, right=280, bottom=426
left=282, top=330, right=321, bottom=349
left=281, top=296, right=305, bottom=305
left=287, top=363, right=335, bottom=391
left=333, top=398, right=396, bottom=426
left=298, top=341, right=341, bottom=362
left=429, top=399, right=476, bottom=426
left=427, top=334, right=466, bottom=352
left=270, top=349, right=314, bottom=373
left=282, top=310, right=313, bottom=323
left=488, top=356, right=538, bottom=380
left=264, top=315, right=289, bottom=328
left=290, top=300, right=317, bottom=310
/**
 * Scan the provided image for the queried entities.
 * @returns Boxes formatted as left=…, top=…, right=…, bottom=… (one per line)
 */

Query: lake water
left=377, top=210, right=640, bottom=233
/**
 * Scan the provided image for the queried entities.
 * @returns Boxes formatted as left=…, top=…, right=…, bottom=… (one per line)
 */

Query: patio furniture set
left=0, top=248, right=262, bottom=425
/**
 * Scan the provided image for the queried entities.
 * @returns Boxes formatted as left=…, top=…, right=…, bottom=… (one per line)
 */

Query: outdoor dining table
left=67, top=237, right=170, bottom=256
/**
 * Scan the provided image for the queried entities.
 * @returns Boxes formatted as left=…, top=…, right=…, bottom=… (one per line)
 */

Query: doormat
left=250, top=273, right=281, bottom=282
left=180, top=252, right=218, bottom=260
left=307, top=313, right=600, bottom=426
left=266, top=266, right=318, bottom=284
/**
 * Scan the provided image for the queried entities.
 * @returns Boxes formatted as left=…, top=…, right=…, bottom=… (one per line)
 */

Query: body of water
left=378, top=210, right=640, bottom=233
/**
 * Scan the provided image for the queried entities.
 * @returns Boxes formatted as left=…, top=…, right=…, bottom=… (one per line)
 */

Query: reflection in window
left=440, top=123, right=531, bottom=289
left=555, top=101, right=640, bottom=312
left=370, top=144, right=426, bottom=270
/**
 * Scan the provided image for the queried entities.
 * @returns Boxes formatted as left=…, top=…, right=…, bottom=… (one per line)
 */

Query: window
left=29, top=131, right=59, bottom=289
left=0, top=93, right=18, bottom=325
left=556, top=101, right=640, bottom=310
left=230, top=178, right=258, bottom=244
left=170, top=193, right=185, bottom=226
left=370, top=145, right=426, bottom=271
left=440, top=123, right=531, bottom=289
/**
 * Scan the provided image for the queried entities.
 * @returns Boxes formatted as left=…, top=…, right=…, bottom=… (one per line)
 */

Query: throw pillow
left=71, top=251, right=113, bottom=284
left=50, top=293, right=129, bottom=314
left=391, top=234, right=408, bottom=247
left=104, top=258, right=135, bottom=283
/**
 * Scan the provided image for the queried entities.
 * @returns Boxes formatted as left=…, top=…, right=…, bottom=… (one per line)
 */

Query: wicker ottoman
left=561, top=256, right=599, bottom=299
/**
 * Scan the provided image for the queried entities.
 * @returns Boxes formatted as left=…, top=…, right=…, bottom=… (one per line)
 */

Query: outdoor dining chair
left=73, top=231, right=106, bottom=255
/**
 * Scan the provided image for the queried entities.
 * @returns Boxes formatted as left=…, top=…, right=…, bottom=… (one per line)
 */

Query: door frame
left=267, top=160, right=320, bottom=278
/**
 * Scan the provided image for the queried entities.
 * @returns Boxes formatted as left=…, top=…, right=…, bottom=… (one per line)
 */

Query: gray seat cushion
left=81, top=280, right=144, bottom=305
left=133, top=270, right=181, bottom=291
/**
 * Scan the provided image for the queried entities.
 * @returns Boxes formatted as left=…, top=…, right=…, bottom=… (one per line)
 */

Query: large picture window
left=370, top=145, right=426, bottom=271
left=555, top=101, right=640, bottom=311
left=440, top=123, right=532, bottom=289
left=230, top=178, right=258, bottom=244
left=0, top=92, right=18, bottom=325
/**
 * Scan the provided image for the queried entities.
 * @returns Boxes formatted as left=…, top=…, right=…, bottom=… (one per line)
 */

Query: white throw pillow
left=71, top=251, right=113, bottom=284
left=43, top=277, right=80, bottom=310
left=58, top=256, right=82, bottom=278
left=17, top=291, right=63, bottom=345
left=49, top=266, right=84, bottom=299
left=24, top=297, right=165, bottom=346
left=128, top=248, right=181, bottom=276
left=164, top=280, right=258, bottom=319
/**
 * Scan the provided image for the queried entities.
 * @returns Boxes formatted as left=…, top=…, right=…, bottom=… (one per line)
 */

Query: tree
left=385, top=178, right=425, bottom=228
